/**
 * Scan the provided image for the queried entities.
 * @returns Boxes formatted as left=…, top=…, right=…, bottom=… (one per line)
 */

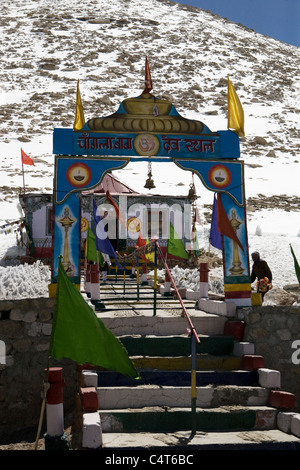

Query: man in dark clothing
left=250, top=251, right=272, bottom=300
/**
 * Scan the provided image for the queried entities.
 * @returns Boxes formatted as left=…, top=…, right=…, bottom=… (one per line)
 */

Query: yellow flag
left=145, top=238, right=155, bottom=263
left=73, top=80, right=85, bottom=131
left=227, top=78, right=245, bottom=137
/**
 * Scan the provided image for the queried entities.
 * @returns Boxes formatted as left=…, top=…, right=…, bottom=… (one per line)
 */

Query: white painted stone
left=85, top=281, right=91, bottom=295
left=291, top=414, right=300, bottom=438
left=160, top=282, right=171, bottom=294
left=82, top=370, right=98, bottom=388
left=90, top=283, right=100, bottom=300
left=186, top=289, right=200, bottom=300
left=277, top=412, right=298, bottom=433
left=258, top=368, right=281, bottom=389
left=233, top=341, right=255, bottom=357
left=46, top=403, right=64, bottom=436
left=199, top=282, right=208, bottom=298
left=82, top=412, right=102, bottom=449
left=198, top=298, right=236, bottom=316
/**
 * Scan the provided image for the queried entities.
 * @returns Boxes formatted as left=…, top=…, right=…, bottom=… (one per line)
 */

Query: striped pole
left=85, top=263, right=91, bottom=298
left=162, top=270, right=172, bottom=296
left=90, top=264, right=100, bottom=301
left=44, top=367, right=70, bottom=449
left=199, top=262, right=209, bottom=297
left=90, top=264, right=105, bottom=310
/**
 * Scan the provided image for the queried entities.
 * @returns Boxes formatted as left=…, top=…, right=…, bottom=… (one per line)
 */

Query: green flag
left=167, top=222, right=190, bottom=260
left=49, top=259, right=139, bottom=379
left=86, top=226, right=105, bottom=266
left=290, top=244, right=300, bottom=284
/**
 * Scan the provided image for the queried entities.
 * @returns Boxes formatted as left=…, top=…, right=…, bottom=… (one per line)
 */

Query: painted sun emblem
left=208, top=164, right=232, bottom=188
left=66, top=162, right=92, bottom=188
left=127, top=217, right=141, bottom=233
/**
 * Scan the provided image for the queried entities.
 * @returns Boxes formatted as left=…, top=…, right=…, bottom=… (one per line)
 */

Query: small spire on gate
left=142, top=56, right=153, bottom=94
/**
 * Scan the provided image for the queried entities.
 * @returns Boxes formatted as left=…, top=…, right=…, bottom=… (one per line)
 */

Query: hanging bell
left=188, top=184, right=196, bottom=199
left=144, top=173, right=156, bottom=190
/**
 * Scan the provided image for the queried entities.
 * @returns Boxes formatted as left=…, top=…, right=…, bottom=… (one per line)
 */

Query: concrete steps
left=78, top=279, right=300, bottom=450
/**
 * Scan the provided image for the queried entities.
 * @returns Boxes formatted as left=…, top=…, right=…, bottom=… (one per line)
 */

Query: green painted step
left=131, top=355, right=241, bottom=370
left=100, top=406, right=277, bottom=433
left=119, top=334, right=234, bottom=356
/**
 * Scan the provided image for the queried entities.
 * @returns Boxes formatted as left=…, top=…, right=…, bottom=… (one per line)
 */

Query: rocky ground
left=0, top=423, right=82, bottom=451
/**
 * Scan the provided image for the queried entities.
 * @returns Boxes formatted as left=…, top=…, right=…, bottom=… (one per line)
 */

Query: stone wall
left=0, top=298, right=78, bottom=443
left=237, top=305, right=300, bottom=411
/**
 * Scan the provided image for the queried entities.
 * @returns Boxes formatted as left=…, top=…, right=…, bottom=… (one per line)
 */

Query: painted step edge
left=96, top=385, right=269, bottom=409
left=94, top=369, right=260, bottom=387
left=101, top=430, right=300, bottom=450
left=131, top=355, right=242, bottom=370
left=99, top=406, right=278, bottom=433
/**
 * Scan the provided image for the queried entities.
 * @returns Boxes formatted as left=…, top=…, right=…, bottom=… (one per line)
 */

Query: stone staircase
left=77, top=277, right=300, bottom=450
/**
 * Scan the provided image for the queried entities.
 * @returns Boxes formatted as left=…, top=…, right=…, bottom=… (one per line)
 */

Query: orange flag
left=105, top=191, right=125, bottom=228
left=21, top=149, right=35, bottom=166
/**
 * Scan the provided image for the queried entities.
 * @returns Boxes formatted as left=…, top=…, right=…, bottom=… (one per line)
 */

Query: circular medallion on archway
left=81, top=217, right=89, bottom=232
left=208, top=164, right=232, bottom=189
left=66, top=162, right=92, bottom=188
left=127, top=217, right=142, bottom=233
left=134, top=134, right=160, bottom=156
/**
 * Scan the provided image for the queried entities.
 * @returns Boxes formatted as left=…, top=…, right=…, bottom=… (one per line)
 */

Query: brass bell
left=188, top=183, right=196, bottom=199
left=144, top=173, right=156, bottom=190
left=144, top=160, right=155, bottom=190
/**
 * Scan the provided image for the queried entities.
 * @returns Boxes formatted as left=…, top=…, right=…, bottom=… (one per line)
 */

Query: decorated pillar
left=199, top=262, right=209, bottom=298
left=44, top=367, right=71, bottom=450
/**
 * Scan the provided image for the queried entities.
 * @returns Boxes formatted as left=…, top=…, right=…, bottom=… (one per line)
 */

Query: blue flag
left=93, top=199, right=123, bottom=269
left=209, top=194, right=222, bottom=250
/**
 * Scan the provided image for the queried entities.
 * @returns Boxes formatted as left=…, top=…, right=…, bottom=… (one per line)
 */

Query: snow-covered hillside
left=0, top=0, right=299, bottom=300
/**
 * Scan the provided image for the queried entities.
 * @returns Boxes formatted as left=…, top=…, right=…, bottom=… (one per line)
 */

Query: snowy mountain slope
left=0, top=0, right=299, bottom=298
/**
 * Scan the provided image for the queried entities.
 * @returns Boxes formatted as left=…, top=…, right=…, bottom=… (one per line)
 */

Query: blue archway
left=51, top=91, right=251, bottom=306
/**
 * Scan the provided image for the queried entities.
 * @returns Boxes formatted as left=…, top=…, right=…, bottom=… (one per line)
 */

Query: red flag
left=142, top=56, right=152, bottom=94
left=217, top=193, right=244, bottom=251
left=136, top=232, right=146, bottom=249
left=136, top=232, right=147, bottom=261
left=21, top=149, right=34, bottom=166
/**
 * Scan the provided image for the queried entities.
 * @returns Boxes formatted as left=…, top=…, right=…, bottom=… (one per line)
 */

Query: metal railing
left=153, top=239, right=200, bottom=435
left=115, top=238, right=201, bottom=434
